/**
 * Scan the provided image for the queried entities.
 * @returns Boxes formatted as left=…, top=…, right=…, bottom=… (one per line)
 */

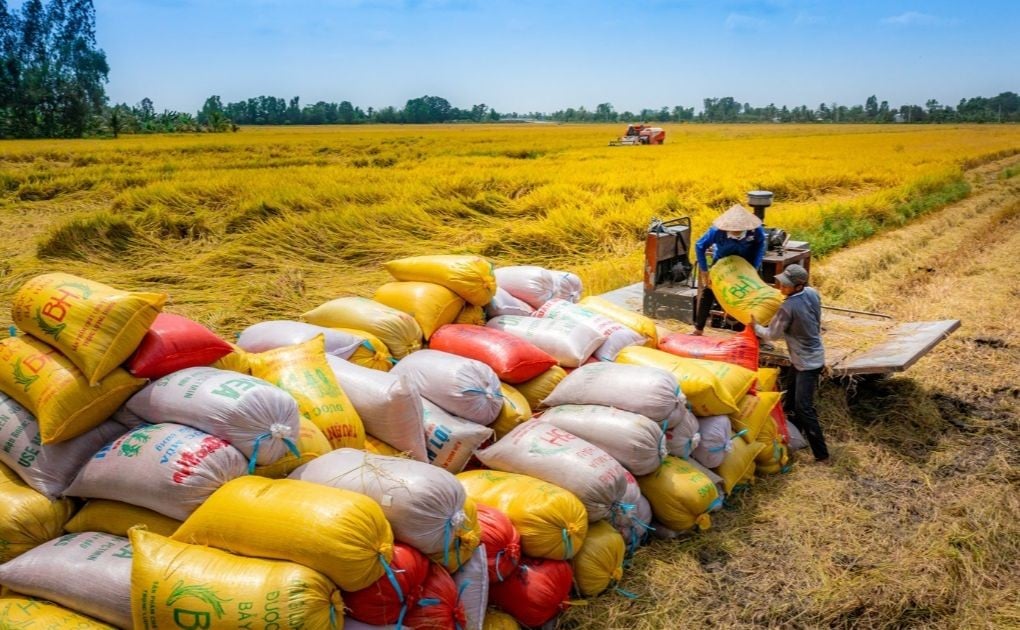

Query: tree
left=865, top=95, right=878, bottom=119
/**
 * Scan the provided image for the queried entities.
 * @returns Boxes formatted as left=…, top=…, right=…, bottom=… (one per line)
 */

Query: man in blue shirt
left=751, top=264, right=830, bottom=463
left=693, top=204, right=767, bottom=335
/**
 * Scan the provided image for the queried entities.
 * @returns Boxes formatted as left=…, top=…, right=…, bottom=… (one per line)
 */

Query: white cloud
left=725, top=12, right=766, bottom=31
left=881, top=11, right=944, bottom=26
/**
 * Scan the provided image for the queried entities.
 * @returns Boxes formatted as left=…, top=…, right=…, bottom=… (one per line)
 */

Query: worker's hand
left=699, top=269, right=711, bottom=288
left=748, top=315, right=757, bottom=330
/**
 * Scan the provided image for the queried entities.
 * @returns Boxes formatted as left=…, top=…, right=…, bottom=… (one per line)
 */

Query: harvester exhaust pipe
left=747, top=190, right=774, bottom=222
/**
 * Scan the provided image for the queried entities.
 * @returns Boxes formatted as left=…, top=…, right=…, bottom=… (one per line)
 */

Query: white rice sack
left=391, top=350, right=502, bottom=425
left=0, top=394, right=126, bottom=499
left=485, top=288, right=535, bottom=318
left=664, top=404, right=701, bottom=459
left=64, top=423, right=249, bottom=521
left=423, top=400, right=493, bottom=473
left=610, top=471, right=651, bottom=554
left=691, top=416, right=733, bottom=469
left=541, top=363, right=686, bottom=424
left=126, top=367, right=300, bottom=467
left=485, top=316, right=603, bottom=368
left=237, top=319, right=365, bottom=358
left=552, top=271, right=583, bottom=303
left=787, top=421, right=809, bottom=451
left=0, top=531, right=132, bottom=627
left=534, top=299, right=645, bottom=361
left=475, top=420, right=628, bottom=522
left=454, top=543, right=489, bottom=630
left=494, top=266, right=556, bottom=309
left=687, top=459, right=726, bottom=511
left=112, top=404, right=146, bottom=429
left=291, top=448, right=468, bottom=557
left=326, top=355, right=428, bottom=461
left=540, top=405, right=666, bottom=476
left=649, top=520, right=682, bottom=540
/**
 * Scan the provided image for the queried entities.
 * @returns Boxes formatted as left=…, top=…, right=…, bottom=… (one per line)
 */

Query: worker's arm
left=752, top=226, right=767, bottom=269
left=695, top=228, right=717, bottom=272
left=752, top=305, right=791, bottom=342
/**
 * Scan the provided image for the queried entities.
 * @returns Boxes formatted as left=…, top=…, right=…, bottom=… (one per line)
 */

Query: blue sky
left=76, top=0, right=1020, bottom=113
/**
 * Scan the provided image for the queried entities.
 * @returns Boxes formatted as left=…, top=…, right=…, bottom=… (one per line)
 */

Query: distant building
left=893, top=113, right=906, bottom=123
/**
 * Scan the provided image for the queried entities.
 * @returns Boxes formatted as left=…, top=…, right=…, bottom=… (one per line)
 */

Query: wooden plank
left=831, top=320, right=961, bottom=375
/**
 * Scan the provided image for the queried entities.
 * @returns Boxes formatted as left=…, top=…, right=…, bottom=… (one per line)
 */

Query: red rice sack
left=429, top=325, right=556, bottom=384
left=658, top=325, right=760, bottom=372
left=494, top=266, right=557, bottom=309
left=486, top=288, right=535, bottom=318
left=476, top=503, right=521, bottom=583
left=403, top=562, right=467, bottom=630
left=423, top=400, right=493, bottom=473
left=391, top=350, right=503, bottom=425
left=488, top=557, right=573, bottom=628
left=127, top=313, right=232, bottom=379
left=237, top=319, right=365, bottom=358
left=345, top=542, right=430, bottom=626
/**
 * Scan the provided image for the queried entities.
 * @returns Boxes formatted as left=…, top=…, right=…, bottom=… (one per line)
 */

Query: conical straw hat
left=712, top=204, right=762, bottom=231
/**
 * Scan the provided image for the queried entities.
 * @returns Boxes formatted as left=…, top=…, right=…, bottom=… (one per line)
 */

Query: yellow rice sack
left=248, top=335, right=365, bottom=450
left=484, top=609, right=521, bottom=630
left=638, top=456, right=720, bottom=532
left=430, top=497, right=482, bottom=573
left=490, top=383, right=532, bottom=440
left=514, top=365, right=567, bottom=410
left=579, top=296, right=658, bottom=347
left=172, top=476, right=394, bottom=592
left=729, top=392, right=781, bottom=444
left=615, top=346, right=754, bottom=416
left=456, top=304, right=487, bottom=326
left=0, top=596, right=115, bottom=629
left=335, top=327, right=394, bottom=371
left=570, top=520, right=625, bottom=597
left=130, top=528, right=341, bottom=630
left=374, top=281, right=465, bottom=340
left=303, top=297, right=423, bottom=358
left=709, top=256, right=784, bottom=325
left=364, top=434, right=405, bottom=457
left=11, top=273, right=166, bottom=386
left=0, top=335, right=145, bottom=444
left=209, top=342, right=251, bottom=374
left=756, top=367, right=779, bottom=392
left=65, top=500, right=181, bottom=537
left=385, top=254, right=497, bottom=306
left=716, top=436, right=766, bottom=494
left=254, top=418, right=332, bottom=478
left=458, top=469, right=587, bottom=560
left=756, top=438, right=790, bottom=475
left=0, top=462, right=73, bottom=562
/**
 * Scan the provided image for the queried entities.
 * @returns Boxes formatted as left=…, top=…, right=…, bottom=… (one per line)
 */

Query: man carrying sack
left=693, top=204, right=767, bottom=335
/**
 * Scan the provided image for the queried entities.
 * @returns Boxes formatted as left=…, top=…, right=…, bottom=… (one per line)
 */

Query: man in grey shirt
left=750, top=264, right=830, bottom=463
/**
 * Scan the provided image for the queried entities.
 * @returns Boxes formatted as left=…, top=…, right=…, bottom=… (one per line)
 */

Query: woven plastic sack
left=404, top=561, right=468, bottom=630
left=664, top=404, right=701, bottom=459
left=542, top=362, right=687, bottom=424
left=692, top=415, right=733, bottom=469
left=429, top=324, right=556, bottom=384
left=172, top=476, right=394, bottom=592
left=0, top=532, right=131, bottom=627
left=494, top=266, right=557, bottom=309
left=127, top=367, right=301, bottom=467
left=552, top=271, right=582, bottom=302
left=11, top=273, right=166, bottom=386
left=716, top=436, right=765, bottom=494
left=335, top=327, right=395, bottom=371
left=709, top=255, right=784, bottom=325
left=458, top=470, right=587, bottom=560
left=0, top=596, right=114, bottom=629
left=476, top=503, right=521, bottom=583
left=757, top=366, right=780, bottom=392
left=579, top=296, right=657, bottom=347
left=488, top=557, right=573, bottom=628
left=485, top=288, right=535, bottom=318
left=375, top=281, right=465, bottom=340
left=615, top=346, right=756, bottom=416
left=483, top=609, right=520, bottom=630
left=303, top=297, right=423, bottom=359
left=638, top=456, right=720, bottom=532
left=392, top=349, right=503, bottom=425
left=730, top=392, right=781, bottom=444
left=0, top=394, right=125, bottom=499
left=658, top=325, right=760, bottom=372
left=571, top=520, right=625, bottom=597
left=65, top=500, right=180, bottom=537
left=534, top=299, right=645, bottom=361
left=687, top=459, right=726, bottom=510
left=209, top=342, right=250, bottom=374
left=345, top=542, right=429, bottom=626
left=475, top=421, right=627, bottom=522
left=514, top=365, right=567, bottom=410
left=291, top=448, right=471, bottom=558
left=456, top=304, right=487, bottom=326
left=432, top=496, right=482, bottom=574
left=541, top=404, right=666, bottom=476
left=249, top=335, right=365, bottom=449
left=486, top=315, right=603, bottom=368
left=0, top=335, right=144, bottom=445
left=131, top=528, right=341, bottom=629
left=65, top=422, right=248, bottom=521
left=385, top=255, right=497, bottom=307
left=127, top=312, right=232, bottom=379
left=756, top=414, right=790, bottom=474
left=0, top=462, right=73, bottom=562
left=771, top=402, right=791, bottom=442
left=253, top=418, right=331, bottom=478
left=423, top=400, right=493, bottom=473
left=364, top=435, right=404, bottom=456
left=237, top=319, right=365, bottom=358
left=327, top=355, right=427, bottom=461
left=456, top=543, right=490, bottom=630
left=490, top=384, right=531, bottom=440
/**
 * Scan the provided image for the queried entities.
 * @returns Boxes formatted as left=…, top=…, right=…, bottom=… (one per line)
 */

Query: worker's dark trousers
left=783, top=366, right=829, bottom=460
left=694, top=288, right=717, bottom=331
